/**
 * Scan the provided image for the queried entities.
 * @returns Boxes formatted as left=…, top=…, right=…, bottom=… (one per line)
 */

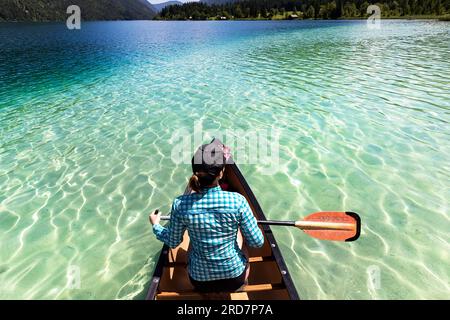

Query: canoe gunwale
left=146, top=185, right=192, bottom=300
left=146, top=245, right=169, bottom=300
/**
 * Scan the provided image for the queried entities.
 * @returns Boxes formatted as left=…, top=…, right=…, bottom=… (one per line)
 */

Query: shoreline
left=155, top=14, right=450, bottom=22
left=1, top=16, right=450, bottom=23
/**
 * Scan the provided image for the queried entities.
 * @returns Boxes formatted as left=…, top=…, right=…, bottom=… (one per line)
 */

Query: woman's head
left=189, top=143, right=227, bottom=192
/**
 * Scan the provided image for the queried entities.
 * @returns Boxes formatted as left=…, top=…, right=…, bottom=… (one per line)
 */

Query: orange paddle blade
left=300, top=211, right=361, bottom=242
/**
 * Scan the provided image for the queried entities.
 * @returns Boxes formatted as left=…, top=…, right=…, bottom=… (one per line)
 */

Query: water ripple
left=0, top=20, right=449, bottom=300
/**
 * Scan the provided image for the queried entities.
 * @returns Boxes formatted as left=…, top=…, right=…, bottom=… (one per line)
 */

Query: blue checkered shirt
left=153, top=185, right=264, bottom=281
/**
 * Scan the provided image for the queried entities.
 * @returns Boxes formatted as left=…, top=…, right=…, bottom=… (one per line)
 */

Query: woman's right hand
left=149, top=209, right=161, bottom=226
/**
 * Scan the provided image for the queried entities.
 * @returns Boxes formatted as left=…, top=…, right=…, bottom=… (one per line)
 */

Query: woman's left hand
left=149, top=209, right=161, bottom=226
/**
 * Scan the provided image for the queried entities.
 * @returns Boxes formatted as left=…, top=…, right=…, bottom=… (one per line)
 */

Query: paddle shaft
left=159, top=216, right=354, bottom=231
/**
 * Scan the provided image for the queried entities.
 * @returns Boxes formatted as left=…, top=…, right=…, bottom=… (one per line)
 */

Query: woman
left=149, top=142, right=264, bottom=292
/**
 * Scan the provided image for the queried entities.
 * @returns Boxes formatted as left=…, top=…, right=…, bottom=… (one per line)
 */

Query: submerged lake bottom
left=0, top=20, right=449, bottom=299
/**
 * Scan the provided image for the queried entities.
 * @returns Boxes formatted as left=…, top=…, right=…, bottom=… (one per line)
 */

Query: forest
left=0, top=0, right=156, bottom=21
left=156, top=0, right=450, bottom=20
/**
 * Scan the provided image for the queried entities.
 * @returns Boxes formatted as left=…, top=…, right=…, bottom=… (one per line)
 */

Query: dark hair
left=189, top=143, right=226, bottom=192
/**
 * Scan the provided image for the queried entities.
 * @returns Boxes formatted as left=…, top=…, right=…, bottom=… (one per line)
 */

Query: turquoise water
left=0, top=20, right=449, bottom=300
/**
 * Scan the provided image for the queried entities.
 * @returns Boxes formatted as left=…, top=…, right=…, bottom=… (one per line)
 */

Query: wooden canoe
left=146, top=141, right=300, bottom=300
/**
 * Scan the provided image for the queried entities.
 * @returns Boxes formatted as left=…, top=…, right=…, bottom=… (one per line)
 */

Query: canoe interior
left=147, top=163, right=299, bottom=300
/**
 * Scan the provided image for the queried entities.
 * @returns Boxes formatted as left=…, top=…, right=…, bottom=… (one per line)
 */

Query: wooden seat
left=244, top=289, right=290, bottom=300
left=158, top=257, right=282, bottom=294
left=156, top=284, right=289, bottom=301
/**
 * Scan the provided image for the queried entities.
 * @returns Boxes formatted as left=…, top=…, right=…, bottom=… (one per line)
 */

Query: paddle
left=159, top=211, right=361, bottom=242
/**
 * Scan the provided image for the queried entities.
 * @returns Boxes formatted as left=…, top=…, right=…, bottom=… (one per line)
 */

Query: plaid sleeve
left=238, top=196, right=264, bottom=248
left=152, top=199, right=186, bottom=248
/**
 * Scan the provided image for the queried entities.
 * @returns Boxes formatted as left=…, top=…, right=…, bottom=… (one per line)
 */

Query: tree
left=262, top=8, right=269, bottom=19
left=192, top=10, right=201, bottom=20
left=235, top=5, right=244, bottom=18
left=155, top=0, right=450, bottom=20
left=244, top=7, right=250, bottom=18
left=416, top=4, right=424, bottom=14
left=403, top=0, right=412, bottom=15
left=336, top=0, right=344, bottom=16
left=435, top=0, right=444, bottom=14
left=343, top=2, right=358, bottom=17
left=305, top=5, right=315, bottom=18
left=360, top=1, right=370, bottom=17
left=318, top=1, right=337, bottom=19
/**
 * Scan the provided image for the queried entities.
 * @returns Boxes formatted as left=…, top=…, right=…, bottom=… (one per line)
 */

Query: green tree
left=318, top=1, right=337, bottom=19
left=154, top=0, right=450, bottom=21
left=416, top=4, right=424, bottom=14
left=336, top=0, right=344, bottom=16
left=404, top=0, right=411, bottom=15
left=192, top=10, right=200, bottom=20
left=360, top=1, right=370, bottom=17
left=343, top=2, right=358, bottom=17
left=244, top=7, right=250, bottom=18
left=235, top=5, right=244, bottom=18
left=305, top=5, right=316, bottom=18
left=435, top=0, right=444, bottom=14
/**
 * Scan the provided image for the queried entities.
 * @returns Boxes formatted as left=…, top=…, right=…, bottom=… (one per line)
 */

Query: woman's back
left=171, top=185, right=264, bottom=281
left=151, top=142, right=264, bottom=289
